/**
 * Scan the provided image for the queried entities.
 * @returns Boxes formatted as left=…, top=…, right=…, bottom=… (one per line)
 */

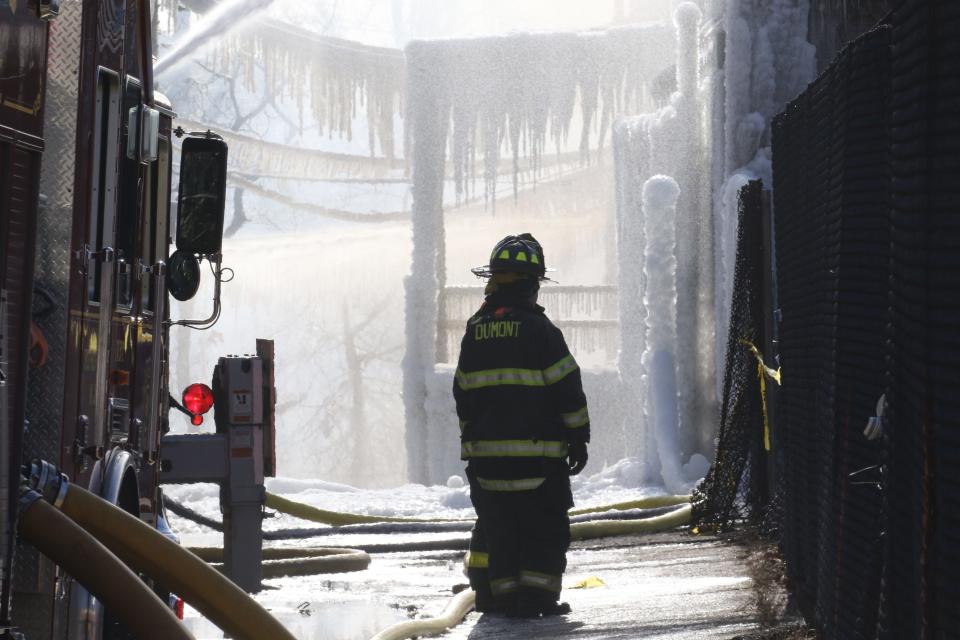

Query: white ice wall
left=613, top=3, right=717, bottom=484
left=711, top=0, right=816, bottom=390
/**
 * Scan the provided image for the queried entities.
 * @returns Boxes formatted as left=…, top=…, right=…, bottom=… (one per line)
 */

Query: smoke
left=156, top=0, right=275, bottom=78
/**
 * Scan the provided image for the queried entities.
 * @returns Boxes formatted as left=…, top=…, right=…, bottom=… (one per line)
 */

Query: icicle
left=407, top=24, right=675, bottom=204
left=208, top=21, right=405, bottom=158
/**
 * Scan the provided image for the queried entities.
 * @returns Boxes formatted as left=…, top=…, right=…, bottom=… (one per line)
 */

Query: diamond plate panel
left=14, top=2, right=83, bottom=638
left=27, top=0, right=81, bottom=463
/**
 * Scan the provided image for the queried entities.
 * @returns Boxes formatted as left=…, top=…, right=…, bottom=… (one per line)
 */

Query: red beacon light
left=182, top=383, right=214, bottom=426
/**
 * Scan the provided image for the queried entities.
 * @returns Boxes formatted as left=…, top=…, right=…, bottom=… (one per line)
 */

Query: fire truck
left=1, top=1, right=229, bottom=637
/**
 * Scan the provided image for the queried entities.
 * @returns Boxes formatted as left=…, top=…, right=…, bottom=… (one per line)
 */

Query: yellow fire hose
left=188, top=546, right=371, bottom=578
left=571, top=503, right=692, bottom=540
left=19, top=493, right=195, bottom=640
left=265, top=491, right=691, bottom=526
left=569, top=494, right=690, bottom=517
left=265, top=492, right=445, bottom=525
left=57, top=484, right=297, bottom=640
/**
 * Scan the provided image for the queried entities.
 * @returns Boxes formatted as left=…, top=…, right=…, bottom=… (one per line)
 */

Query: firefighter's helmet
left=471, top=233, right=548, bottom=280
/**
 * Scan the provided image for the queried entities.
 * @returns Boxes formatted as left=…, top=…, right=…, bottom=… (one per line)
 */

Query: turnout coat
left=453, top=293, right=590, bottom=491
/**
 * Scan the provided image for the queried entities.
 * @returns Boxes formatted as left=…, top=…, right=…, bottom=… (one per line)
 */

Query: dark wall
left=808, top=0, right=892, bottom=72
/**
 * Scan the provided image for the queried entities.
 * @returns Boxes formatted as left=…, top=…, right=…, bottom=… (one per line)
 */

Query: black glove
left=567, top=441, right=588, bottom=476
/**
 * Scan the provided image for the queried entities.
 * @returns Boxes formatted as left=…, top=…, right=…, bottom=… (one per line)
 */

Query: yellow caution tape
left=738, top=339, right=781, bottom=451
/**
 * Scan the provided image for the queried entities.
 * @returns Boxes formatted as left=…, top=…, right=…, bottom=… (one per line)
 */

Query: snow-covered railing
left=436, top=285, right=619, bottom=364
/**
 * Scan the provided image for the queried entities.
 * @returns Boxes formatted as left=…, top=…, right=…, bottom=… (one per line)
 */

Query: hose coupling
left=23, top=459, right=70, bottom=508
left=19, top=487, right=43, bottom=516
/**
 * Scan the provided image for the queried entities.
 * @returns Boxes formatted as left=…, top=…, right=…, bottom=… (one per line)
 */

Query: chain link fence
left=693, top=1, right=959, bottom=637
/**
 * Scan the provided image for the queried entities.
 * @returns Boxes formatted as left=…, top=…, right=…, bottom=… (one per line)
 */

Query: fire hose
left=176, top=490, right=691, bottom=640
left=23, top=461, right=296, bottom=640
left=167, top=492, right=690, bottom=557
left=370, top=589, right=477, bottom=640
left=187, top=546, right=371, bottom=578
left=18, top=490, right=194, bottom=640
left=262, top=491, right=691, bottom=526
left=165, top=493, right=682, bottom=538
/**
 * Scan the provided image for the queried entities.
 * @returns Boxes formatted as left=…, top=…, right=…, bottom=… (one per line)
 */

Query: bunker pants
left=466, top=468, right=573, bottom=614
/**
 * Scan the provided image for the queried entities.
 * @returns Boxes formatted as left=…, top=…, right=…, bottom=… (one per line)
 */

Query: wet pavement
left=183, top=529, right=758, bottom=639
left=445, top=532, right=758, bottom=639
left=257, top=532, right=753, bottom=638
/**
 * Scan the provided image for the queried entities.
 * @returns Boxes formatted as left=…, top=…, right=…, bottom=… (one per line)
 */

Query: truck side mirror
left=176, top=136, right=227, bottom=256
left=142, top=107, right=160, bottom=162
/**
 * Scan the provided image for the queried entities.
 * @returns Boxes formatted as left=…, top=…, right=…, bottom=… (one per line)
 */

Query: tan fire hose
left=188, top=546, right=371, bottom=578
left=370, top=589, right=476, bottom=640
left=51, top=482, right=296, bottom=640
left=264, top=490, right=691, bottom=526
left=19, top=491, right=194, bottom=640
left=568, top=494, right=690, bottom=516
left=571, top=503, right=692, bottom=540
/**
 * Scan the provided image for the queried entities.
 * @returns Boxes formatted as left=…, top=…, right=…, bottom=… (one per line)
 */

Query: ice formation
left=406, top=25, right=675, bottom=205
left=640, top=175, right=687, bottom=494
left=206, top=19, right=405, bottom=158
left=613, top=3, right=716, bottom=473
left=612, top=0, right=818, bottom=478
left=710, top=0, right=816, bottom=388
left=155, top=0, right=275, bottom=78
left=437, top=285, right=621, bottom=369
left=174, top=119, right=405, bottom=182
left=402, top=24, right=677, bottom=483
left=162, top=0, right=824, bottom=491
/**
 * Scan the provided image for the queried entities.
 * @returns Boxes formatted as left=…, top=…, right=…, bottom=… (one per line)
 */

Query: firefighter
left=454, top=233, right=590, bottom=618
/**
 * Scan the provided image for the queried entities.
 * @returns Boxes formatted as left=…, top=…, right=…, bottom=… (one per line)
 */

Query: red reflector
left=176, top=596, right=184, bottom=620
left=182, top=383, right=214, bottom=422
left=191, top=414, right=204, bottom=426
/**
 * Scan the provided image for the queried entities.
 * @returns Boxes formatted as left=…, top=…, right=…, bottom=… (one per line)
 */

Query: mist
left=159, top=0, right=814, bottom=490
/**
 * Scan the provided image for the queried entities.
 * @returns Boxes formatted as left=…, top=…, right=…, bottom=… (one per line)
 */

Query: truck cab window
left=116, top=77, right=143, bottom=310
left=87, top=69, right=121, bottom=304
left=142, top=137, right=170, bottom=314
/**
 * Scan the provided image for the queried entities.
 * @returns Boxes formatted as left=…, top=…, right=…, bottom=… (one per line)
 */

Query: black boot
left=540, top=601, right=571, bottom=616
left=513, top=591, right=571, bottom=618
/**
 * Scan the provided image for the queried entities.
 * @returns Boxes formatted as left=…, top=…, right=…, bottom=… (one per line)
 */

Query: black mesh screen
left=881, top=1, right=960, bottom=638
left=770, top=24, right=893, bottom=637
left=691, top=179, right=766, bottom=532
left=692, top=3, right=958, bottom=637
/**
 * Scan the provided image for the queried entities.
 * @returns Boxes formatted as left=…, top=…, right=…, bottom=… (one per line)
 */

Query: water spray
left=155, top=0, right=275, bottom=78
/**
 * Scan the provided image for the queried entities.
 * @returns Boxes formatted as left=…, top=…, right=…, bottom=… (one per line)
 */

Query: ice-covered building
left=400, top=22, right=707, bottom=486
